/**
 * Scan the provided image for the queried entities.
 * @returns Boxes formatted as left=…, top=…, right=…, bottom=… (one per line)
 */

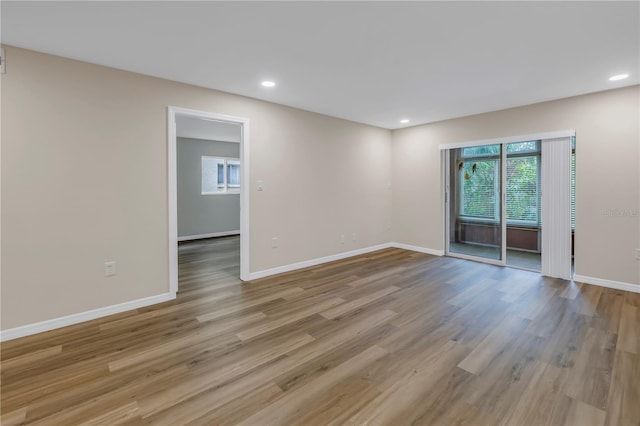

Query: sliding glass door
left=446, top=141, right=545, bottom=271
left=448, top=144, right=503, bottom=263
left=505, top=141, right=541, bottom=271
left=444, top=134, right=574, bottom=277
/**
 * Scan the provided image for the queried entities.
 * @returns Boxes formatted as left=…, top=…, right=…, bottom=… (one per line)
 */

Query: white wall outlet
left=340, top=234, right=345, bottom=244
left=104, top=261, right=116, bottom=277
left=352, top=232, right=357, bottom=242
left=257, top=180, right=264, bottom=191
left=272, top=237, right=278, bottom=248
left=636, top=248, right=640, bottom=260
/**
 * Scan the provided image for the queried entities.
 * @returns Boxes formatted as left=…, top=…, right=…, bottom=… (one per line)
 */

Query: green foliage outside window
left=460, top=160, right=497, bottom=219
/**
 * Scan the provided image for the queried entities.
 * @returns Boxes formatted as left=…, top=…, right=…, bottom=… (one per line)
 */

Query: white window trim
left=439, top=129, right=575, bottom=150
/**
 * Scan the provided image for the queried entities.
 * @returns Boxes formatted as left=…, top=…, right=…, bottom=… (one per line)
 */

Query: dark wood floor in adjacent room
left=1, top=236, right=639, bottom=425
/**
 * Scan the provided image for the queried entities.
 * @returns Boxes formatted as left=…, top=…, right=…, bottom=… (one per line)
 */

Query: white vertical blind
left=541, top=137, right=572, bottom=279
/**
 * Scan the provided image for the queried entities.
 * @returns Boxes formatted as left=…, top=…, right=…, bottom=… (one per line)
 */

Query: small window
left=227, top=160, right=240, bottom=189
left=202, top=156, right=240, bottom=194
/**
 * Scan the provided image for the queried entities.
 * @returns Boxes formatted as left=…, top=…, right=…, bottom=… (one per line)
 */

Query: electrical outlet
left=104, top=261, right=116, bottom=277
left=272, top=237, right=278, bottom=248
left=340, top=234, right=345, bottom=245
left=636, top=248, right=640, bottom=260
left=352, top=232, right=357, bottom=242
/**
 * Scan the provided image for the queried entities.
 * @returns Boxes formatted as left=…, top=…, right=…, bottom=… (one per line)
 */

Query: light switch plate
left=105, top=261, right=116, bottom=277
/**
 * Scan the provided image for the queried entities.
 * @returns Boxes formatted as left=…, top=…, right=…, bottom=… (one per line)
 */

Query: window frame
left=457, top=141, right=542, bottom=228
left=457, top=156, right=501, bottom=223
left=505, top=149, right=541, bottom=227
left=201, top=156, right=241, bottom=195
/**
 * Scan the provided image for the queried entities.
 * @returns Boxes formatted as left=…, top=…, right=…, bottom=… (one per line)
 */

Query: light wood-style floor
left=1, top=236, right=639, bottom=425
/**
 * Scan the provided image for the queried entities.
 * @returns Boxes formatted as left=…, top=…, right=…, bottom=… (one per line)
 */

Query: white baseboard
left=390, top=242, right=445, bottom=257
left=573, top=274, right=640, bottom=293
left=178, top=230, right=240, bottom=242
left=248, top=243, right=394, bottom=280
left=0, top=292, right=176, bottom=342
left=248, top=242, right=443, bottom=280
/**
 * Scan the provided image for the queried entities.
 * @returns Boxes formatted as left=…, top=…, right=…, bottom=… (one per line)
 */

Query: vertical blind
left=505, top=141, right=540, bottom=226
left=541, top=137, right=572, bottom=279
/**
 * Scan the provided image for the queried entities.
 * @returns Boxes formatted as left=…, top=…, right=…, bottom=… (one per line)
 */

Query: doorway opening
left=168, top=107, right=250, bottom=294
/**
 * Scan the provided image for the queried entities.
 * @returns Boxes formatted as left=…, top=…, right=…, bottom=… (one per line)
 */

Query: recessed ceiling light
left=261, top=80, right=276, bottom=87
left=400, top=119, right=410, bottom=124
left=609, top=74, right=629, bottom=81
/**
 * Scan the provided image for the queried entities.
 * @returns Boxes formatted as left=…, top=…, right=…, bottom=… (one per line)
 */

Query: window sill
left=201, top=191, right=240, bottom=196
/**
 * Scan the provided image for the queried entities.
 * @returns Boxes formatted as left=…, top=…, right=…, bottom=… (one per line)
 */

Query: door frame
left=168, top=106, right=250, bottom=293
left=444, top=145, right=507, bottom=267
left=441, top=129, right=575, bottom=272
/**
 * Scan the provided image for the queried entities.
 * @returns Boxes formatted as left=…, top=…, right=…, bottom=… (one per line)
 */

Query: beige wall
left=1, top=46, right=392, bottom=330
left=2, top=45, right=638, bottom=332
left=392, top=86, right=640, bottom=287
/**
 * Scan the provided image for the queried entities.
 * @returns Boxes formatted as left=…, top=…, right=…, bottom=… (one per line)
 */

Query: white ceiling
left=2, top=1, right=638, bottom=129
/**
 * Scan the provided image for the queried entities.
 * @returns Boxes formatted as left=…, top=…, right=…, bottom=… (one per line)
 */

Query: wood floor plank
left=458, top=315, right=530, bottom=375
left=185, top=382, right=284, bottom=426
left=21, top=364, right=189, bottom=424
left=605, top=349, right=640, bottom=426
left=447, top=278, right=498, bottom=307
left=236, top=297, right=344, bottom=341
left=108, top=313, right=262, bottom=372
left=498, top=361, right=570, bottom=426
left=0, top=345, right=62, bottom=372
left=137, top=332, right=315, bottom=418
left=195, top=286, right=305, bottom=322
left=28, top=393, right=138, bottom=426
left=590, top=289, right=624, bottom=333
left=564, top=327, right=617, bottom=410
left=463, top=329, right=547, bottom=420
left=319, top=286, right=399, bottom=319
left=147, top=308, right=400, bottom=425
left=0, top=407, right=27, bottom=426
left=538, top=308, right=590, bottom=369
left=574, top=283, right=604, bottom=317
left=345, top=340, right=469, bottom=425
left=565, top=398, right=607, bottom=426
left=143, top=381, right=283, bottom=426
left=617, top=303, right=640, bottom=354
left=81, top=401, right=140, bottom=426
left=2, top=236, right=638, bottom=425
left=238, top=345, right=389, bottom=425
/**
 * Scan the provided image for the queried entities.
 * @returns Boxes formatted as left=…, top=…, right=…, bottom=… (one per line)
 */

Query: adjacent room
left=1, top=2, right=639, bottom=425
left=176, top=116, right=243, bottom=285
